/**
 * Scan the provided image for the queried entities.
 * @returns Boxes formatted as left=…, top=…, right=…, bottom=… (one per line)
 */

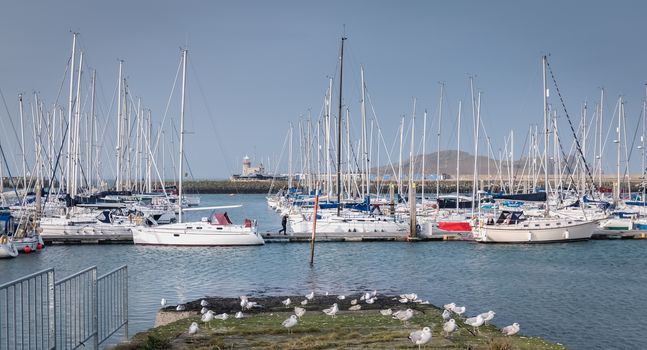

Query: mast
left=18, top=94, right=26, bottom=192
left=456, top=100, right=462, bottom=211
left=542, top=55, right=549, bottom=215
left=178, top=49, right=188, bottom=223
left=642, top=85, right=646, bottom=203
left=599, top=88, right=604, bottom=188
left=66, top=33, right=77, bottom=194
left=471, top=86, right=481, bottom=215
left=288, top=123, right=293, bottom=189
left=72, top=50, right=83, bottom=197
left=436, top=82, right=444, bottom=200
left=421, top=109, right=427, bottom=202
left=116, top=60, right=123, bottom=191
left=409, top=98, right=416, bottom=206
left=616, top=96, right=622, bottom=203
left=336, top=36, right=346, bottom=216
left=360, top=66, right=369, bottom=198
left=89, top=69, right=96, bottom=190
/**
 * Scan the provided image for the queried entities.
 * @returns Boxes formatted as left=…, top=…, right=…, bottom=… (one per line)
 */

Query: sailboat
left=473, top=56, right=598, bottom=243
left=132, top=49, right=264, bottom=246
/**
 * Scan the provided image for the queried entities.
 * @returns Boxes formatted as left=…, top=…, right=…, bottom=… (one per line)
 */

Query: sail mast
left=178, top=49, right=188, bottom=223
left=336, top=36, right=346, bottom=216
left=542, top=55, right=549, bottom=215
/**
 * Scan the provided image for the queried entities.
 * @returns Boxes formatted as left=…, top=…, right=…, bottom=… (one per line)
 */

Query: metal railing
left=0, top=265, right=128, bottom=350
left=0, top=269, right=55, bottom=350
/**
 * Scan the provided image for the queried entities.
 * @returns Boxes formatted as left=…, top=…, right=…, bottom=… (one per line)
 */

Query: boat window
left=568, top=222, right=572, bottom=224
left=217, top=227, right=223, bottom=230
left=556, top=222, right=561, bottom=225
left=523, top=225, right=528, bottom=227
left=196, top=227, right=202, bottom=230
left=545, top=223, right=550, bottom=226
left=534, top=224, right=540, bottom=227
left=186, top=227, right=193, bottom=229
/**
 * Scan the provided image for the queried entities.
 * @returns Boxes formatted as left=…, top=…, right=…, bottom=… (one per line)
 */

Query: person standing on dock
left=279, top=215, right=288, bottom=235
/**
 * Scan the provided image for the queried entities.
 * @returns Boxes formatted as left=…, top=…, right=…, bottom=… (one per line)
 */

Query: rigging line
left=623, top=104, right=641, bottom=183
left=0, top=87, right=24, bottom=161
left=152, top=57, right=182, bottom=159
left=267, top=127, right=290, bottom=195
left=546, top=58, right=597, bottom=194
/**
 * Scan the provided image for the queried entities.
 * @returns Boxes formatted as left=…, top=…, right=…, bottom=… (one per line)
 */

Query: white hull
left=132, top=222, right=264, bottom=246
left=288, top=215, right=408, bottom=234
left=0, top=242, right=18, bottom=258
left=475, top=219, right=598, bottom=243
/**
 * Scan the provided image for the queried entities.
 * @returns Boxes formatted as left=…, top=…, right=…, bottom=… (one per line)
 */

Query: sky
left=1, top=0, right=647, bottom=180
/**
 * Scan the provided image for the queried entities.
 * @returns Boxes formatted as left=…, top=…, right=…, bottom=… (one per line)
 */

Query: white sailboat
left=474, top=56, right=598, bottom=243
left=0, top=235, right=18, bottom=258
left=132, top=49, right=263, bottom=246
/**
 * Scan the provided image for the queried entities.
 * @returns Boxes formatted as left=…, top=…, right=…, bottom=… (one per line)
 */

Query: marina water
left=1, top=194, right=644, bottom=349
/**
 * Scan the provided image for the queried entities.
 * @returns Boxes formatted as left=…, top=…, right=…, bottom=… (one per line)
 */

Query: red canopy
left=213, top=212, right=233, bottom=225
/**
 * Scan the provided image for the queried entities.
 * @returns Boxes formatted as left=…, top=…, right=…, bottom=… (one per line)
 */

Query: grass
left=115, top=302, right=568, bottom=350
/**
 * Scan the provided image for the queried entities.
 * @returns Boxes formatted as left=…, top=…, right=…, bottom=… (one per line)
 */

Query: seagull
left=201, top=310, right=214, bottom=328
left=442, top=309, right=451, bottom=321
left=235, top=311, right=244, bottom=319
left=282, top=315, right=298, bottom=334
left=240, top=296, right=249, bottom=309
left=465, top=314, right=484, bottom=333
left=200, top=299, right=209, bottom=307
left=349, top=304, right=362, bottom=311
left=294, top=306, right=306, bottom=319
left=188, top=322, right=199, bottom=335
left=392, top=309, right=414, bottom=322
left=160, top=298, right=167, bottom=307
left=443, top=302, right=456, bottom=311
left=200, top=307, right=208, bottom=315
left=300, top=299, right=308, bottom=306
left=501, top=323, right=520, bottom=336
left=337, top=295, right=346, bottom=300
left=305, top=291, right=314, bottom=300
left=399, top=298, right=409, bottom=303
left=350, top=299, right=358, bottom=305
left=323, top=303, right=339, bottom=318
left=282, top=298, right=291, bottom=307
left=360, top=292, right=371, bottom=301
left=214, top=312, right=229, bottom=320
left=401, top=293, right=417, bottom=301
left=443, top=319, right=457, bottom=337
left=408, top=326, right=432, bottom=350
left=370, top=290, right=377, bottom=298
left=451, top=305, right=466, bottom=316
left=380, top=308, right=393, bottom=316
left=365, top=297, right=376, bottom=304
left=176, top=304, right=186, bottom=311
left=478, top=311, right=496, bottom=324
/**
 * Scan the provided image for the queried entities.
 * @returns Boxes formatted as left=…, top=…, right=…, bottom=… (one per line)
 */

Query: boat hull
left=0, top=242, right=18, bottom=258
left=476, top=220, right=598, bottom=243
left=132, top=222, right=264, bottom=246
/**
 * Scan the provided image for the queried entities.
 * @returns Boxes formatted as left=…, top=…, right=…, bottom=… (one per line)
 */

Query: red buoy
left=23, top=246, right=32, bottom=254
left=37, top=243, right=43, bottom=250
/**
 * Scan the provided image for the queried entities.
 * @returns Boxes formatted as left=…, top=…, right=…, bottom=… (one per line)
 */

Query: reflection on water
left=1, top=194, right=646, bottom=350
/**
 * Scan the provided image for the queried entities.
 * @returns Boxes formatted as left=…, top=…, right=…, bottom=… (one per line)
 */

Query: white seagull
left=337, top=295, right=346, bottom=300
left=442, top=309, right=451, bottom=321
left=282, top=298, right=291, bottom=307
left=305, top=291, right=314, bottom=300
left=201, top=310, right=214, bottom=328
left=294, top=306, right=306, bottom=319
left=478, top=310, right=496, bottom=324
left=443, top=319, right=457, bottom=337
left=380, top=308, right=393, bottom=316
left=160, top=298, right=167, bottom=307
left=349, top=304, right=362, bottom=311
left=200, top=307, right=208, bottom=315
left=214, top=312, right=229, bottom=320
left=465, top=314, right=484, bottom=333
left=176, top=304, right=186, bottom=311
left=365, top=297, right=376, bottom=304
left=188, top=322, right=199, bottom=335
left=501, top=323, right=520, bottom=336
left=200, top=299, right=209, bottom=307
left=350, top=299, right=358, bottom=305
left=451, top=305, right=466, bottom=316
left=282, top=315, right=298, bottom=334
left=443, top=302, right=456, bottom=311
left=408, top=327, right=432, bottom=350
left=392, top=309, right=414, bottom=322
left=323, top=303, right=339, bottom=318
left=235, top=311, right=244, bottom=319
left=300, top=299, right=308, bottom=306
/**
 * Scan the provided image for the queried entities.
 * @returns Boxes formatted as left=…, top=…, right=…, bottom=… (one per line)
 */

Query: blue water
left=1, top=194, right=645, bottom=349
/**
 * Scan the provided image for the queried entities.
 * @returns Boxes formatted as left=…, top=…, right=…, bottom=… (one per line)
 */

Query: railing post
left=123, top=266, right=128, bottom=341
left=48, top=270, right=56, bottom=349
left=92, top=268, right=98, bottom=349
